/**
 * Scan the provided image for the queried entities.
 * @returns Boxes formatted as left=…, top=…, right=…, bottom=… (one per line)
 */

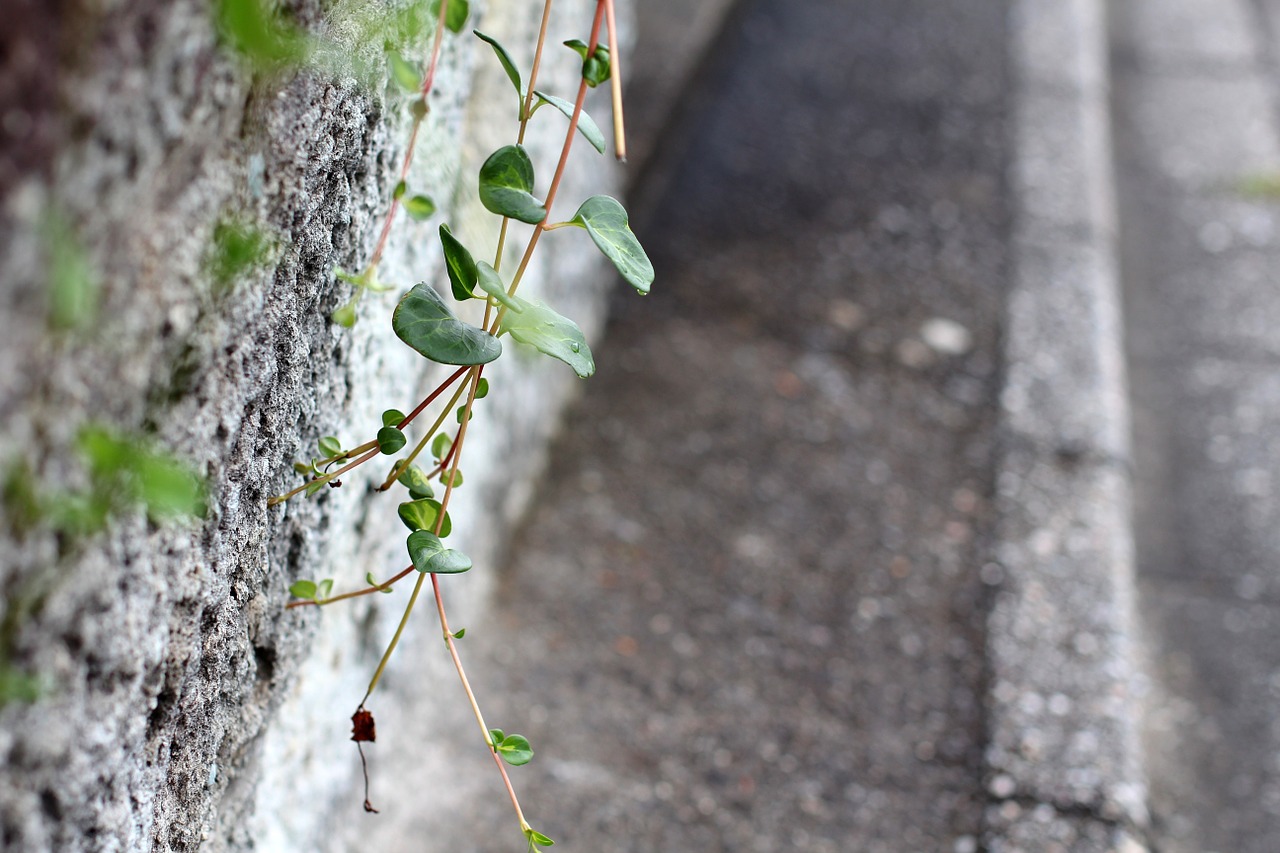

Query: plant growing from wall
left=249, top=0, right=652, bottom=846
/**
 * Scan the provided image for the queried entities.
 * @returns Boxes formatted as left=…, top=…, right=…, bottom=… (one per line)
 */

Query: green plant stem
left=492, top=0, right=555, bottom=276
left=362, top=572, right=427, bottom=704
left=272, top=365, right=468, bottom=505
left=268, top=446, right=379, bottom=506
left=285, top=563, right=416, bottom=609
left=604, top=0, right=626, bottom=161
left=364, top=364, right=482, bottom=702
left=518, top=0, right=556, bottom=144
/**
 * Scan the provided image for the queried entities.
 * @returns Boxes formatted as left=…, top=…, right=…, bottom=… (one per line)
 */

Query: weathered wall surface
left=0, top=1, right=624, bottom=849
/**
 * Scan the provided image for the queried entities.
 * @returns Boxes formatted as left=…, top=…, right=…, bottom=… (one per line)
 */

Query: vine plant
left=263, top=0, right=653, bottom=847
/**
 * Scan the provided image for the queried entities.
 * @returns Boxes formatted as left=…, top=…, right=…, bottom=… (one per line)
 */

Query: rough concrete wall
left=0, top=1, right=623, bottom=849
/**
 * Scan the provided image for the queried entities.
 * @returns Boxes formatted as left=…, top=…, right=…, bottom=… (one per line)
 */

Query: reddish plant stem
left=490, top=0, right=606, bottom=332
left=493, top=0, right=556, bottom=273
left=397, top=365, right=470, bottom=430
left=364, top=0, right=451, bottom=274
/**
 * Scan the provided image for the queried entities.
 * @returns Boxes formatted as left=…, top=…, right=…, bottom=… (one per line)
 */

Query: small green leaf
left=215, top=0, right=314, bottom=70
left=488, top=728, right=505, bottom=745
left=76, top=427, right=206, bottom=521
left=398, top=498, right=452, bottom=536
left=316, top=579, right=334, bottom=600
left=289, top=579, right=317, bottom=600
left=474, top=30, right=522, bottom=113
left=532, top=90, right=605, bottom=154
left=431, top=433, right=451, bottom=461
left=393, top=283, right=502, bottom=365
left=452, top=627, right=466, bottom=638
left=318, top=436, right=343, bottom=458
left=208, top=217, right=275, bottom=290
left=478, top=145, right=546, bottom=224
left=439, top=225, right=479, bottom=301
left=525, top=828, right=555, bottom=848
left=495, top=733, right=534, bottom=766
left=305, top=480, right=326, bottom=497
left=500, top=296, right=595, bottom=378
left=388, top=52, right=422, bottom=91
left=393, top=180, right=407, bottom=201
left=431, top=0, right=470, bottom=33
left=475, top=378, right=489, bottom=399
left=382, top=409, right=406, bottom=427
left=407, top=529, right=472, bottom=574
left=334, top=266, right=361, bottom=286
left=568, top=196, right=654, bottom=293
left=2, top=462, right=42, bottom=534
left=564, top=39, right=609, bottom=87
left=455, top=405, right=472, bottom=424
left=439, top=468, right=463, bottom=488
left=133, top=454, right=206, bottom=519
left=397, top=463, right=435, bottom=499
left=0, top=665, right=43, bottom=708
left=292, top=461, right=313, bottom=475
left=475, top=261, right=520, bottom=310
left=43, top=212, right=99, bottom=331
left=377, top=426, right=407, bottom=455
left=404, top=194, right=436, bottom=222
left=332, top=298, right=358, bottom=327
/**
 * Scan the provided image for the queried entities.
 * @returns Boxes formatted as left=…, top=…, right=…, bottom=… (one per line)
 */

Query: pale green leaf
left=568, top=196, right=654, bottom=293
left=393, top=283, right=502, bottom=365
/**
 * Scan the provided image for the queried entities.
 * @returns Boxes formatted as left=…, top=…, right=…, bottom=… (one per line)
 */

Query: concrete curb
left=984, top=0, right=1150, bottom=850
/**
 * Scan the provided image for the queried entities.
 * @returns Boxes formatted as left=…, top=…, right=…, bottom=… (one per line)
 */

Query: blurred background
left=457, top=0, right=1280, bottom=851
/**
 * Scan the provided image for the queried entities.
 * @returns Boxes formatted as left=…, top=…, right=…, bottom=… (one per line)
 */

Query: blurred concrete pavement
left=425, top=0, right=1280, bottom=850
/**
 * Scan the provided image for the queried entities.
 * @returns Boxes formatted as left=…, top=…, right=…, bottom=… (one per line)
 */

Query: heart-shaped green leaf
left=500, top=296, right=594, bottom=378
left=398, top=498, right=453, bottom=536
left=568, top=196, right=654, bottom=294
left=478, top=145, right=545, bottom=224
left=404, top=194, right=436, bottom=222
left=377, top=426, right=407, bottom=455
left=439, top=225, right=478, bottom=300
left=397, top=463, right=435, bottom=499
left=431, top=0, right=470, bottom=33
left=494, top=732, right=534, bottom=766
left=531, top=90, right=605, bottom=154
left=407, top=529, right=472, bottom=574
left=388, top=52, right=421, bottom=91
left=393, top=283, right=502, bottom=365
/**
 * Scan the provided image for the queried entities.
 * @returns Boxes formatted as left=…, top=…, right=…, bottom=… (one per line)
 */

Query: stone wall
left=0, top=1, right=624, bottom=849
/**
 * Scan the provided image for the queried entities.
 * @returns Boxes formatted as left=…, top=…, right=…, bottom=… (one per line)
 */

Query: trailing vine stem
left=267, top=363, right=469, bottom=506
left=274, top=0, right=650, bottom=843
left=494, top=0, right=607, bottom=325
left=364, top=0, right=452, bottom=275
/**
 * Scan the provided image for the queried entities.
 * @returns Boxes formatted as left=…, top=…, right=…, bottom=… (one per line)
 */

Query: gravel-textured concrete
left=0, top=1, right=625, bottom=849
left=985, top=1, right=1151, bottom=851
left=1114, top=0, right=1280, bottom=849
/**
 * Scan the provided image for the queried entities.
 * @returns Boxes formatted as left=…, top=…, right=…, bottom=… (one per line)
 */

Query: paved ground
left=441, top=1, right=1012, bottom=850
left=1113, top=0, right=1280, bottom=850
left=368, top=1, right=1280, bottom=851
